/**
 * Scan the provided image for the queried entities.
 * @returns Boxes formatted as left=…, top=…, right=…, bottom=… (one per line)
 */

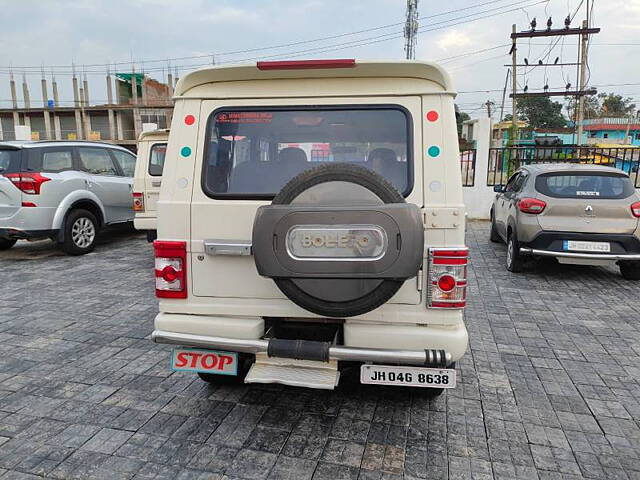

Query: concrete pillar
left=141, top=76, right=147, bottom=105
left=131, top=72, right=138, bottom=105
left=41, top=77, right=52, bottom=139
left=53, top=114, right=62, bottom=140
left=461, top=117, right=493, bottom=219
left=79, top=87, right=84, bottom=107
left=83, top=76, right=90, bottom=106
left=115, top=111, right=123, bottom=140
left=167, top=71, right=173, bottom=97
left=74, top=110, right=83, bottom=139
left=133, top=108, right=141, bottom=139
left=0, top=117, right=4, bottom=141
left=106, top=73, right=113, bottom=104
left=52, top=78, right=59, bottom=107
left=22, top=74, right=31, bottom=109
left=23, top=115, right=31, bottom=130
left=40, top=77, right=48, bottom=108
left=108, top=109, right=116, bottom=140
left=82, top=110, right=91, bottom=139
left=72, top=75, right=80, bottom=107
left=9, top=75, right=18, bottom=109
left=164, top=109, right=172, bottom=129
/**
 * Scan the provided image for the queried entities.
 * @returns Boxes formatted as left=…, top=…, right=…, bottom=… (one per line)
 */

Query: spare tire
left=252, top=163, right=423, bottom=318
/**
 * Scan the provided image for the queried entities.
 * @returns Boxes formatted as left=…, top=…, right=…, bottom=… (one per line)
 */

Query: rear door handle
left=151, top=181, right=161, bottom=187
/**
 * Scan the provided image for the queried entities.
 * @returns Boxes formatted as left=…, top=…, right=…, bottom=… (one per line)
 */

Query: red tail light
left=631, top=201, right=640, bottom=218
left=133, top=192, right=145, bottom=212
left=427, top=248, right=468, bottom=309
left=154, top=241, right=187, bottom=298
left=4, top=172, right=50, bottom=194
left=518, top=197, right=546, bottom=214
left=257, top=59, right=356, bottom=70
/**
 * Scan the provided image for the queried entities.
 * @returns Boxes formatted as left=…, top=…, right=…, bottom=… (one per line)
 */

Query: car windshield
left=535, top=172, right=634, bottom=199
left=202, top=107, right=411, bottom=197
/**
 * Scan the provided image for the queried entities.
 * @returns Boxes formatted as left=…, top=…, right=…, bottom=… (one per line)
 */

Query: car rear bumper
left=152, top=312, right=467, bottom=365
left=134, top=214, right=156, bottom=231
left=519, top=247, right=640, bottom=261
left=0, top=207, right=56, bottom=236
left=521, top=231, right=640, bottom=256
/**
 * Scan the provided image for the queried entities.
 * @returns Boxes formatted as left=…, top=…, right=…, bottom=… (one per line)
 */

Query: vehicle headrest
left=368, top=148, right=397, bottom=165
left=278, top=147, right=307, bottom=165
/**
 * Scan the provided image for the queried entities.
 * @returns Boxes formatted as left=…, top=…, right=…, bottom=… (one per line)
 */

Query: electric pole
left=576, top=20, right=589, bottom=145
left=404, top=0, right=419, bottom=60
left=485, top=100, right=495, bottom=118
left=511, top=24, right=517, bottom=133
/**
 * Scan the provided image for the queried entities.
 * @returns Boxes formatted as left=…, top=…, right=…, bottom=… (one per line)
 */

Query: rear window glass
left=202, top=107, right=411, bottom=198
left=535, top=173, right=634, bottom=199
left=0, top=149, right=21, bottom=173
left=149, top=143, right=167, bottom=176
left=25, top=147, right=74, bottom=173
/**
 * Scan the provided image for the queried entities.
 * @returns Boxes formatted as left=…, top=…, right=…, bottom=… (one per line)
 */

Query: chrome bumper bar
left=520, top=247, right=640, bottom=261
left=151, top=330, right=452, bottom=367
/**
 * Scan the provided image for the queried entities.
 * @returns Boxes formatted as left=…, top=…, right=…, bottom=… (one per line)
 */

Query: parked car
left=133, top=129, right=169, bottom=242
left=0, top=140, right=137, bottom=255
left=151, top=59, right=469, bottom=394
left=490, top=163, right=640, bottom=279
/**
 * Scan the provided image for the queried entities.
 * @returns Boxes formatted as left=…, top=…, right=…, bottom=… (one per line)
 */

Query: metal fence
left=487, top=145, right=640, bottom=187
left=460, top=149, right=476, bottom=187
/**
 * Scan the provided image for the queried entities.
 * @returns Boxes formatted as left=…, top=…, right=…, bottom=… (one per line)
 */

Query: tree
left=565, top=95, right=600, bottom=121
left=455, top=105, right=470, bottom=135
left=515, top=97, right=567, bottom=128
left=598, top=93, right=636, bottom=117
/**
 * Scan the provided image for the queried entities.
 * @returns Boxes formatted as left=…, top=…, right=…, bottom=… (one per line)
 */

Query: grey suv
left=490, top=163, right=640, bottom=279
left=0, top=141, right=137, bottom=255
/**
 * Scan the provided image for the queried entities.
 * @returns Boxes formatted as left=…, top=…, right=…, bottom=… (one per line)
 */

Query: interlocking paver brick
left=0, top=224, right=639, bottom=478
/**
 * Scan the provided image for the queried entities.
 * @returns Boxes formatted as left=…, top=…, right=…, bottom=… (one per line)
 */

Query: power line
left=0, top=0, right=545, bottom=75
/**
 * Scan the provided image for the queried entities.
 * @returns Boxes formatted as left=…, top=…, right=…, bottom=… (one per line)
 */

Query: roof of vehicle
left=174, top=60, right=454, bottom=97
left=523, top=163, right=629, bottom=175
left=138, top=129, right=170, bottom=141
left=0, top=140, right=133, bottom=152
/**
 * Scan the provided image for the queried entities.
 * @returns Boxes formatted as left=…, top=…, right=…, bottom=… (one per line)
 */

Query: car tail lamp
left=427, top=248, right=468, bottom=309
left=631, top=201, right=640, bottom=218
left=154, top=241, right=187, bottom=298
left=3, top=172, right=50, bottom=194
left=133, top=192, right=145, bottom=212
left=257, top=59, right=356, bottom=70
left=517, top=197, right=546, bottom=214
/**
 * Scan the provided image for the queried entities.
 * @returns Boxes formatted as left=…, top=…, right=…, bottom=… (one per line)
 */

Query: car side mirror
left=493, top=185, right=504, bottom=193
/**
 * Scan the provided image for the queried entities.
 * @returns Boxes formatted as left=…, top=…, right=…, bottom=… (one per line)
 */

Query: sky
left=0, top=0, right=638, bottom=120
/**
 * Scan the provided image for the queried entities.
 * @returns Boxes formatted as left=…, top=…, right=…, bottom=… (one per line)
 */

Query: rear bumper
left=521, top=231, right=640, bottom=255
left=0, top=227, right=57, bottom=240
left=152, top=312, right=468, bottom=365
left=134, top=215, right=156, bottom=231
left=0, top=207, right=56, bottom=236
left=520, top=247, right=640, bottom=261
left=152, top=329, right=452, bottom=367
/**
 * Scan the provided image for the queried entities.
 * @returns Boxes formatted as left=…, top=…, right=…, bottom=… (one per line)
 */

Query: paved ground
left=0, top=221, right=639, bottom=480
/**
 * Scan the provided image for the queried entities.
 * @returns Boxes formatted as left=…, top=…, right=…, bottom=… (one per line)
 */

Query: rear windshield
left=535, top=172, right=634, bottom=199
left=0, top=149, right=22, bottom=173
left=202, top=107, right=411, bottom=198
left=149, top=143, right=167, bottom=176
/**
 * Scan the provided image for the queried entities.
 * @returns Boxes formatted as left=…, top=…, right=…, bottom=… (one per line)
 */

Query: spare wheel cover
left=254, top=163, right=421, bottom=318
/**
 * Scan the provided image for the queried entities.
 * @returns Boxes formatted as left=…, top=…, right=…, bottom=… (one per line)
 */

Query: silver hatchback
left=490, top=163, right=640, bottom=279
left=0, top=141, right=137, bottom=255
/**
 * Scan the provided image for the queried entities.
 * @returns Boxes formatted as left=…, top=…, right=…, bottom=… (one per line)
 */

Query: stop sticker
left=171, top=348, right=238, bottom=376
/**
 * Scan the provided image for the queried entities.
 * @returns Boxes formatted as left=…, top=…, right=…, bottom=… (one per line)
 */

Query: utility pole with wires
left=507, top=2, right=599, bottom=146
left=485, top=100, right=495, bottom=118
left=404, top=0, right=419, bottom=60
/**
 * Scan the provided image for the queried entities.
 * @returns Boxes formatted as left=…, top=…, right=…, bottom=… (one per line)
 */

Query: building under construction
left=0, top=71, right=175, bottom=150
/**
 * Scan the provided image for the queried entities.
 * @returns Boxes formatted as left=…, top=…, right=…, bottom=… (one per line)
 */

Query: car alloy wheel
left=71, top=217, right=96, bottom=249
left=507, top=237, right=514, bottom=267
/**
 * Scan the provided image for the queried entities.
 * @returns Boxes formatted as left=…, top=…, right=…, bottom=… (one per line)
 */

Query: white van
left=132, top=129, right=169, bottom=241
left=152, top=59, right=469, bottom=393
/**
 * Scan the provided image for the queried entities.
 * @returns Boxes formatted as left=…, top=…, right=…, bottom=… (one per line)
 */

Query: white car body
left=152, top=60, right=469, bottom=389
left=133, top=129, right=169, bottom=233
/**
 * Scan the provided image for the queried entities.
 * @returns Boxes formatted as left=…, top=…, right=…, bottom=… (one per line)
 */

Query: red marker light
left=184, top=115, right=195, bottom=126
left=426, top=110, right=439, bottom=122
left=257, top=59, right=356, bottom=70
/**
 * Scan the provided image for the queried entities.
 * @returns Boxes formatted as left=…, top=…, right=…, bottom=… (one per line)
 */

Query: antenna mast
left=404, top=0, right=419, bottom=60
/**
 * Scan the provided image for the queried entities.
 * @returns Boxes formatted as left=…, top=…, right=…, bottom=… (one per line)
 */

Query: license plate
left=360, top=364, right=456, bottom=388
left=171, top=348, right=238, bottom=376
left=563, top=240, right=611, bottom=253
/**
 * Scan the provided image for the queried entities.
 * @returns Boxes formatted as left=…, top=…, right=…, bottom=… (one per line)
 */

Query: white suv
left=0, top=141, right=136, bottom=255
left=152, top=60, right=469, bottom=393
left=133, top=129, right=169, bottom=242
